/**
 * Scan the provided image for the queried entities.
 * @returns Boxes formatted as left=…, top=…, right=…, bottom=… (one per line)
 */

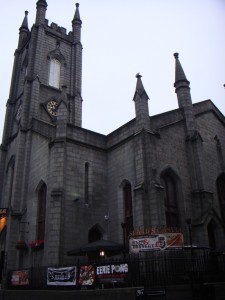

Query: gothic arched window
left=37, top=183, right=47, bottom=241
left=162, top=172, right=180, bottom=228
left=217, top=173, right=225, bottom=222
left=88, top=225, right=102, bottom=243
left=49, top=59, right=60, bottom=88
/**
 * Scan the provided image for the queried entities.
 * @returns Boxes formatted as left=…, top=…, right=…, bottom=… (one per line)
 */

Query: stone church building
left=0, top=0, right=225, bottom=275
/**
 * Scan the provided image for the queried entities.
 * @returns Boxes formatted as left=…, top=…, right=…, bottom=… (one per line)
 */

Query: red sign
left=79, top=265, right=95, bottom=286
left=11, top=270, right=29, bottom=286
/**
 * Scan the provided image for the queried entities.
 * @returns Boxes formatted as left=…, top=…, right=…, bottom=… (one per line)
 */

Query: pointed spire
left=73, top=3, right=82, bottom=25
left=133, top=74, right=150, bottom=131
left=20, top=11, right=29, bottom=31
left=72, top=3, right=82, bottom=43
left=174, top=53, right=189, bottom=86
left=71, top=3, right=82, bottom=126
left=18, top=11, right=30, bottom=49
left=133, top=73, right=149, bottom=101
left=173, top=53, right=196, bottom=134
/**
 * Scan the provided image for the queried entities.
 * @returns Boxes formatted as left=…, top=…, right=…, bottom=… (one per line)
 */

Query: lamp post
left=186, top=218, right=193, bottom=254
left=186, top=218, right=195, bottom=299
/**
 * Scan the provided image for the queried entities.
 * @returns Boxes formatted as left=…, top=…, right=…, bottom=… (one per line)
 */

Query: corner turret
left=173, top=53, right=195, bottom=135
left=133, top=73, right=150, bottom=131
left=18, top=11, right=30, bottom=49
left=72, top=3, right=82, bottom=42
left=35, top=0, right=47, bottom=25
left=71, top=3, right=83, bottom=126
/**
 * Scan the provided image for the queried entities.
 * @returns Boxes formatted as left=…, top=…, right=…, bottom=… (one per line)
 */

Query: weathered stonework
left=0, top=1, right=224, bottom=276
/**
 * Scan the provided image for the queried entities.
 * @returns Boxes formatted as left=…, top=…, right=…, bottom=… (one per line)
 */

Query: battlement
left=50, top=22, right=67, bottom=35
left=44, top=19, right=68, bottom=37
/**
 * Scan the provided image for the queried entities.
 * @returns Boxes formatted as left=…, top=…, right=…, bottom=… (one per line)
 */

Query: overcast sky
left=0, top=0, right=224, bottom=142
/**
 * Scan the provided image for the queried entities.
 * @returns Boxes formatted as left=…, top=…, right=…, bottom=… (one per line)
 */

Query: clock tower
left=3, top=0, right=82, bottom=143
left=0, top=1, right=83, bottom=269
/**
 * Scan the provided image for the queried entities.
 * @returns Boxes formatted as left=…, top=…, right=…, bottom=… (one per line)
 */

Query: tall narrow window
left=207, top=220, right=216, bottom=250
left=49, top=59, right=60, bottom=88
left=37, top=184, right=47, bottom=241
left=8, top=165, right=15, bottom=208
left=84, top=163, right=89, bottom=204
left=162, top=172, right=180, bottom=227
left=6, top=156, right=15, bottom=208
left=217, top=173, right=225, bottom=222
left=123, top=183, right=133, bottom=243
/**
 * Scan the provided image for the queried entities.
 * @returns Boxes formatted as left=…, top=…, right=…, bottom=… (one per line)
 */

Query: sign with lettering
left=96, top=263, right=128, bottom=283
left=129, top=226, right=181, bottom=237
left=129, top=232, right=184, bottom=253
left=47, top=266, right=76, bottom=286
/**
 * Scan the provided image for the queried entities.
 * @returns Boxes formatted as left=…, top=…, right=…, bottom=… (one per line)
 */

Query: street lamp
left=186, top=218, right=195, bottom=299
left=186, top=218, right=193, bottom=254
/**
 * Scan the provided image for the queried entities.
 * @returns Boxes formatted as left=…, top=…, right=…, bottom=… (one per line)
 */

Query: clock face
left=47, top=100, right=58, bottom=116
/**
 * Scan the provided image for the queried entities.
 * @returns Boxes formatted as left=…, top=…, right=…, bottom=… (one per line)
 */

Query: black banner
left=47, top=266, right=76, bottom=286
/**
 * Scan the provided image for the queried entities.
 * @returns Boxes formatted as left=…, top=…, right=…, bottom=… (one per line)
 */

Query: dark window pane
left=37, top=184, right=47, bottom=241
left=123, top=183, right=133, bottom=243
left=163, top=173, right=179, bottom=227
left=217, top=173, right=225, bottom=221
